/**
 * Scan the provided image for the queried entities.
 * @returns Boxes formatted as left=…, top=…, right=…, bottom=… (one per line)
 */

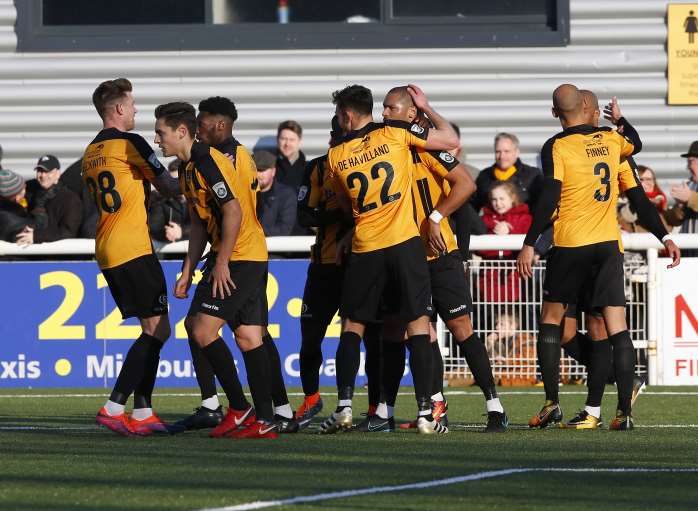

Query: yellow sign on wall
left=668, top=4, right=698, bottom=104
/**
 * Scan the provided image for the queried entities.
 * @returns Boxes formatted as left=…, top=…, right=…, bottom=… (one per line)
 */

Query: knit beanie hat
left=0, top=169, right=25, bottom=198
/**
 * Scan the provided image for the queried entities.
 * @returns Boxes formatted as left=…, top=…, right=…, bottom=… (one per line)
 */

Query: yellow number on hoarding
left=38, top=271, right=86, bottom=339
left=266, top=272, right=280, bottom=338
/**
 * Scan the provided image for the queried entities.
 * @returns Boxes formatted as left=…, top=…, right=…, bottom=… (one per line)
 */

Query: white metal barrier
left=2, top=233, right=698, bottom=386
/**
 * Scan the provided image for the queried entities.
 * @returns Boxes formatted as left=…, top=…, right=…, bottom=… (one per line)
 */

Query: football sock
left=110, top=333, right=161, bottom=405
left=408, top=334, right=433, bottom=412
left=431, top=392, right=444, bottom=402
left=586, top=338, right=612, bottom=407
left=375, top=402, right=393, bottom=419
left=431, top=341, right=444, bottom=398
left=337, top=400, right=352, bottom=409
left=486, top=398, right=504, bottom=413
left=262, top=332, right=290, bottom=407
left=363, top=324, right=382, bottom=408
left=201, top=338, right=249, bottom=411
left=133, top=334, right=163, bottom=409
left=584, top=405, right=601, bottom=419
left=609, top=330, right=635, bottom=416
left=104, top=400, right=125, bottom=416
left=382, top=340, right=406, bottom=407
left=201, top=395, right=220, bottom=410
left=299, top=319, right=326, bottom=396
left=537, top=323, right=562, bottom=403
left=275, top=404, right=293, bottom=419
left=242, top=344, right=274, bottom=422
left=189, top=338, right=217, bottom=400
left=457, top=334, right=498, bottom=400
left=562, top=332, right=592, bottom=366
left=336, top=331, right=362, bottom=401
left=131, top=407, right=153, bottom=421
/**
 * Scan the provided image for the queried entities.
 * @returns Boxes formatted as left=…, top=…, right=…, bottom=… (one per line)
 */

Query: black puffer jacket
left=471, top=159, right=543, bottom=212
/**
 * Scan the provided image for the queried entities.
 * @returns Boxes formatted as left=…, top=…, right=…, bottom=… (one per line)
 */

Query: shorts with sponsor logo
left=101, top=254, right=168, bottom=319
left=340, top=236, right=432, bottom=323
left=301, top=263, right=344, bottom=326
left=429, top=251, right=472, bottom=322
left=544, top=241, right=625, bottom=309
left=189, top=258, right=268, bottom=329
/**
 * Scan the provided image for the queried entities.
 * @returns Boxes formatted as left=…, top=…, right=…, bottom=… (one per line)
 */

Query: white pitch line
left=197, top=467, right=698, bottom=511
left=3, top=390, right=698, bottom=399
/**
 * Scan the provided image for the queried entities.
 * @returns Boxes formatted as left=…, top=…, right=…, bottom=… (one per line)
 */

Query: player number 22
left=593, top=162, right=611, bottom=202
left=346, top=161, right=401, bottom=213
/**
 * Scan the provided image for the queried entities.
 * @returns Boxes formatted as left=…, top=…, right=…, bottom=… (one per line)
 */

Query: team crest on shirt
left=212, top=181, right=228, bottom=199
left=439, top=152, right=455, bottom=164
left=410, top=124, right=425, bottom=135
left=148, top=153, right=162, bottom=169
left=297, top=185, right=308, bottom=202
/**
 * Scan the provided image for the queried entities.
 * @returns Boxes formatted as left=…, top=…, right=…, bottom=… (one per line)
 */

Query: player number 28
left=85, top=170, right=122, bottom=213
left=346, top=161, right=401, bottom=213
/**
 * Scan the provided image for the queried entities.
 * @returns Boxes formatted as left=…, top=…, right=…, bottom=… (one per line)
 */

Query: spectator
left=17, top=155, right=82, bottom=246
left=485, top=311, right=537, bottom=386
left=476, top=182, right=532, bottom=303
left=275, top=120, right=306, bottom=192
left=60, top=158, right=98, bottom=238
left=471, top=132, right=543, bottom=212
left=0, top=169, right=31, bottom=242
left=666, top=141, right=698, bottom=256
left=618, top=165, right=669, bottom=233
left=148, top=159, right=190, bottom=252
left=255, top=150, right=297, bottom=236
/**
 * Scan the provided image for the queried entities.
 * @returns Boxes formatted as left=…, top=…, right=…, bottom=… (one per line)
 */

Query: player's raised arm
left=407, top=84, right=459, bottom=151
left=125, top=131, right=180, bottom=197
left=603, top=97, right=642, bottom=155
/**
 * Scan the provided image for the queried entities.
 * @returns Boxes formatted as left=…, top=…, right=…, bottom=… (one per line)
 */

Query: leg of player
left=297, top=317, right=327, bottom=427
left=407, top=315, right=447, bottom=435
left=96, top=315, right=170, bottom=436
left=319, top=319, right=365, bottom=434
left=529, top=301, right=566, bottom=429
left=449, top=314, right=507, bottom=432
left=185, top=314, right=255, bottom=439
left=430, top=325, right=447, bottom=425
left=227, top=325, right=279, bottom=439
left=601, top=306, right=636, bottom=431
left=173, top=315, right=223, bottom=431
left=262, top=328, right=297, bottom=433
left=363, top=322, right=382, bottom=417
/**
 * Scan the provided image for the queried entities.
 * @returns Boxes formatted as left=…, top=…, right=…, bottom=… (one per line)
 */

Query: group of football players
left=85, top=77, right=679, bottom=439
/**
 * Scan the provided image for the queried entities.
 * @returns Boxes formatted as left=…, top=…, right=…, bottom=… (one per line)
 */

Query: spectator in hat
left=0, top=169, right=31, bottom=242
left=17, top=154, right=82, bottom=245
left=666, top=141, right=698, bottom=256
left=255, top=149, right=297, bottom=236
left=275, top=120, right=306, bottom=193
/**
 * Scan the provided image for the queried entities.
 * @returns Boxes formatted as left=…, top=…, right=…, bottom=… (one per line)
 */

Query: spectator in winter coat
left=478, top=181, right=532, bottom=259
left=0, top=169, right=31, bottom=242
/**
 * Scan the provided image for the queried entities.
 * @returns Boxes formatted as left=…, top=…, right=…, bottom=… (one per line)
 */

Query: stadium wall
left=0, top=0, right=695, bottom=191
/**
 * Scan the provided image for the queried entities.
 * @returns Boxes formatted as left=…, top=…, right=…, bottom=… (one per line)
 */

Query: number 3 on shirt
left=593, top=162, right=611, bottom=202
left=346, top=161, right=401, bottom=213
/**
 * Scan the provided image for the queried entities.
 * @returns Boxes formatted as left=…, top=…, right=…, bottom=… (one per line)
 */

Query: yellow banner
left=668, top=4, right=698, bottom=104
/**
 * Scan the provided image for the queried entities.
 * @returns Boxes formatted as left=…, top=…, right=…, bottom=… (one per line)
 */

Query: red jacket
left=479, top=203, right=532, bottom=258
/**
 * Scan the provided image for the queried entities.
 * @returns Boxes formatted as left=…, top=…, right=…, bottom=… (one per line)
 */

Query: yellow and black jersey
left=618, top=156, right=642, bottom=194
left=411, top=148, right=460, bottom=260
left=298, top=154, right=351, bottom=264
left=327, top=119, right=428, bottom=253
left=180, top=141, right=267, bottom=262
left=82, top=128, right=165, bottom=269
left=542, top=124, right=636, bottom=249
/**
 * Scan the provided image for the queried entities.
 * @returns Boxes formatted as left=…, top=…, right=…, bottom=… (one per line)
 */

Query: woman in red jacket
left=477, top=181, right=532, bottom=302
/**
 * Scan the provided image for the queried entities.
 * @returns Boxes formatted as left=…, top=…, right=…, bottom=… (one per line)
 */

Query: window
left=16, top=0, right=569, bottom=51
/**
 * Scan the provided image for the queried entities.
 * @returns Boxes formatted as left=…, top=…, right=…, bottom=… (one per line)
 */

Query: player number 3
left=593, top=162, right=611, bottom=202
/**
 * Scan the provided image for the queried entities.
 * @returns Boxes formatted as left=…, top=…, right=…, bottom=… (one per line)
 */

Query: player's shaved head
left=579, top=89, right=600, bottom=126
left=385, top=86, right=415, bottom=108
left=552, top=84, right=582, bottom=116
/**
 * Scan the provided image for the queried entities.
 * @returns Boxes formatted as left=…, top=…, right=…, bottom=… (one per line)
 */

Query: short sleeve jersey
left=82, top=128, right=164, bottom=269
left=327, top=120, right=428, bottom=253
left=411, top=148, right=460, bottom=261
left=180, top=142, right=267, bottom=262
left=301, top=155, right=349, bottom=264
left=541, top=125, right=636, bottom=249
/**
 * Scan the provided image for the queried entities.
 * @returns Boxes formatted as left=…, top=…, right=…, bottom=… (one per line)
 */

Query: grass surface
left=1, top=386, right=698, bottom=511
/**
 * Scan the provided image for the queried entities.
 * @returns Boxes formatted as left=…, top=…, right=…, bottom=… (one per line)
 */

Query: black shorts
left=429, top=251, right=472, bottom=322
left=544, top=241, right=625, bottom=309
left=102, top=254, right=168, bottom=319
left=189, top=259, right=268, bottom=330
left=340, top=236, right=432, bottom=323
left=301, top=263, right=344, bottom=326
